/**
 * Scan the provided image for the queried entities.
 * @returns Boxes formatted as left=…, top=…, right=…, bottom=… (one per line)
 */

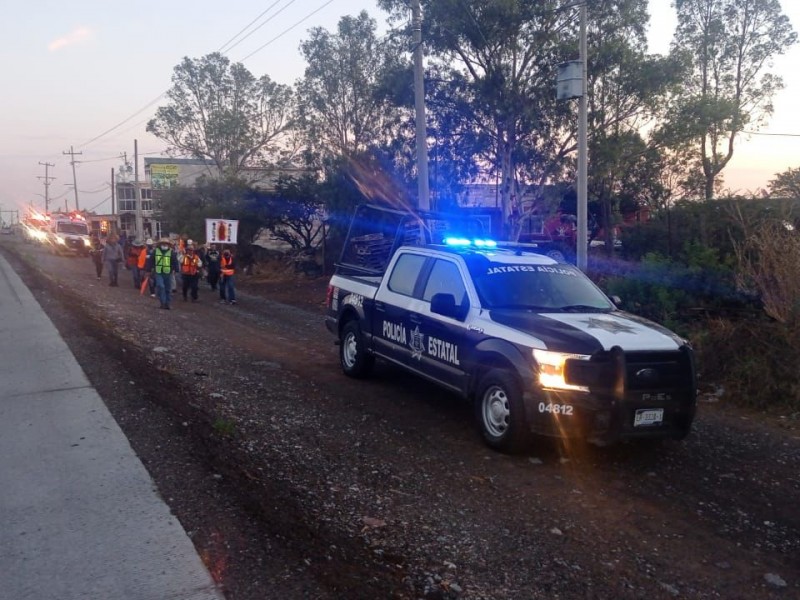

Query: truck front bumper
left=525, top=346, right=697, bottom=444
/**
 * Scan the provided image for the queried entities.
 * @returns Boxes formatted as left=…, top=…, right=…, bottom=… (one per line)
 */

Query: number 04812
left=538, top=402, right=574, bottom=416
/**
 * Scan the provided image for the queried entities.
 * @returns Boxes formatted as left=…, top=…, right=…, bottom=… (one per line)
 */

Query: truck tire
left=340, top=321, right=374, bottom=378
left=475, top=369, right=529, bottom=453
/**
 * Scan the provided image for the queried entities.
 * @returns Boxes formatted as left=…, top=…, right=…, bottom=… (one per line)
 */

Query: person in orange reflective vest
left=219, top=248, right=237, bottom=305
left=138, top=238, right=156, bottom=296
left=180, top=243, right=203, bottom=302
left=127, top=240, right=144, bottom=289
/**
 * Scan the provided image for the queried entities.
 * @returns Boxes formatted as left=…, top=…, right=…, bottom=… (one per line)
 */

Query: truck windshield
left=56, top=223, right=89, bottom=235
left=471, top=262, right=613, bottom=312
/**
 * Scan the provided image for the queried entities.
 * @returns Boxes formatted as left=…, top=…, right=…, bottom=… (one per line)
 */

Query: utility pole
left=576, top=1, right=588, bottom=271
left=134, top=139, right=143, bottom=240
left=63, top=185, right=72, bottom=212
left=37, top=161, right=55, bottom=213
left=63, top=146, right=82, bottom=211
left=411, top=0, right=430, bottom=211
left=111, top=168, right=116, bottom=215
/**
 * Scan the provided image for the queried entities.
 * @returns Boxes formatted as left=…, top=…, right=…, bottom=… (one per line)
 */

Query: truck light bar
left=443, top=237, right=497, bottom=248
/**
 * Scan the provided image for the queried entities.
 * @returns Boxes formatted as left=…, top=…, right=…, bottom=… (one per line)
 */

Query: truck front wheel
left=340, top=321, right=374, bottom=378
left=475, top=370, right=529, bottom=453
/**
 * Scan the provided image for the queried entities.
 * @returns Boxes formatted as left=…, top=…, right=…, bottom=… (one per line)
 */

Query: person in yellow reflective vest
left=219, top=248, right=237, bottom=305
left=151, top=238, right=177, bottom=310
left=180, top=242, right=203, bottom=302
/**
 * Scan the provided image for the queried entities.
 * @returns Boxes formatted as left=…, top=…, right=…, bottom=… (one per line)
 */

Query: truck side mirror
left=431, top=293, right=468, bottom=321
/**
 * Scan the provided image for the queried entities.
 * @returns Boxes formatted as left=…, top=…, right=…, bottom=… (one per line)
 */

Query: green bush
left=601, top=198, right=800, bottom=411
left=694, top=318, right=800, bottom=411
left=595, top=245, right=754, bottom=335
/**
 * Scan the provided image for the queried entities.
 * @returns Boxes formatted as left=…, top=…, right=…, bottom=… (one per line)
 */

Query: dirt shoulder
left=2, top=237, right=798, bottom=600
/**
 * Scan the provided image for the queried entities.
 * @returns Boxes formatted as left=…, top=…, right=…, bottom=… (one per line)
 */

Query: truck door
left=372, top=252, right=428, bottom=367
left=409, top=258, right=470, bottom=391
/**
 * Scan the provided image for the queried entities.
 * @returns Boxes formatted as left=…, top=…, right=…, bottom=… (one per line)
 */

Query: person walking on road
left=138, top=239, right=155, bottom=296
left=180, top=243, right=203, bottom=302
left=128, top=240, right=144, bottom=289
left=219, top=248, right=237, bottom=305
left=101, top=234, right=124, bottom=287
left=204, top=244, right=221, bottom=291
left=89, top=236, right=104, bottom=280
left=152, top=238, right=177, bottom=310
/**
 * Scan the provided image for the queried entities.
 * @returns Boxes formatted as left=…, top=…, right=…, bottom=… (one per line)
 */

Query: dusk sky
left=1, top=0, right=798, bottom=219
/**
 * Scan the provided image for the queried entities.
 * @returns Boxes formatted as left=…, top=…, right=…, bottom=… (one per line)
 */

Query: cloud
left=48, top=27, right=93, bottom=52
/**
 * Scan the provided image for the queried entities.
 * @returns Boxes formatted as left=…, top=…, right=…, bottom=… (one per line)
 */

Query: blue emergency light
left=443, top=236, right=497, bottom=248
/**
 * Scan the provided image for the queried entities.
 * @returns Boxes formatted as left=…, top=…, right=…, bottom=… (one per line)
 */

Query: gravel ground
left=2, top=236, right=799, bottom=600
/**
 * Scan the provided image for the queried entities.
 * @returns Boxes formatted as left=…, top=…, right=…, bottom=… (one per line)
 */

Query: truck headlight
left=56, top=235, right=66, bottom=245
left=83, top=237, right=92, bottom=246
left=532, top=349, right=590, bottom=392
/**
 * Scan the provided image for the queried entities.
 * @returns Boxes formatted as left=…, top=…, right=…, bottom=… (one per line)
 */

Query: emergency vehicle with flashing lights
left=48, top=212, right=92, bottom=256
left=325, top=205, right=696, bottom=452
left=21, top=210, right=51, bottom=245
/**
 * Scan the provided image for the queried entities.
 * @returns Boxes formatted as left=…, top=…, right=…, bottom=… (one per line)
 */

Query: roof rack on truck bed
left=337, top=204, right=487, bottom=275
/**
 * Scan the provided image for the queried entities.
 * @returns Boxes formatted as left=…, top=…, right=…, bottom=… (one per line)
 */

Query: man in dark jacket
left=204, top=244, right=221, bottom=291
left=89, top=236, right=103, bottom=279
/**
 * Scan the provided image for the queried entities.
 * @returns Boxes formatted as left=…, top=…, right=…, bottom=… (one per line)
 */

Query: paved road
left=0, top=251, right=224, bottom=600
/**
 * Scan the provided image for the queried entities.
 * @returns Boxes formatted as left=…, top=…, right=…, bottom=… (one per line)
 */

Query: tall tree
left=296, top=12, right=406, bottom=160
left=578, top=0, right=684, bottom=249
left=769, top=166, right=800, bottom=198
left=156, top=176, right=260, bottom=243
left=378, top=0, right=684, bottom=239
left=672, top=0, right=796, bottom=201
left=147, top=53, right=294, bottom=176
left=379, top=0, right=578, bottom=233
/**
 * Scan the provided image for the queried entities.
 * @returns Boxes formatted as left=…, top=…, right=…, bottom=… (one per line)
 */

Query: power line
left=240, top=0, right=336, bottom=62
left=88, top=196, right=112, bottom=212
left=217, top=0, right=287, bottom=53
left=77, top=183, right=110, bottom=194
left=743, top=130, right=800, bottom=137
left=79, top=155, right=128, bottom=164
left=79, top=92, right=166, bottom=148
left=78, top=0, right=333, bottom=149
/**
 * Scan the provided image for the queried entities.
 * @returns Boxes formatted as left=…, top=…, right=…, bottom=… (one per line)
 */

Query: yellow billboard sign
left=150, top=164, right=179, bottom=189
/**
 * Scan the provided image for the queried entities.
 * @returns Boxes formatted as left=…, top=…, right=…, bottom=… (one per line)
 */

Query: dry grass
left=731, top=205, right=800, bottom=324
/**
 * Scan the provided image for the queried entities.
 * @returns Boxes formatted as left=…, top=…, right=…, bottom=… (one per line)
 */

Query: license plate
left=634, top=408, right=664, bottom=427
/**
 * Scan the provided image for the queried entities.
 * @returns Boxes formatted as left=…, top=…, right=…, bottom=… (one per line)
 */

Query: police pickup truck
left=325, top=205, right=696, bottom=452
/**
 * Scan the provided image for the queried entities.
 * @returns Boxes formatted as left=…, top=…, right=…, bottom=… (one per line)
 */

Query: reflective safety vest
left=221, top=255, right=235, bottom=276
left=137, top=247, right=148, bottom=269
left=154, top=247, right=172, bottom=274
left=181, top=254, right=201, bottom=276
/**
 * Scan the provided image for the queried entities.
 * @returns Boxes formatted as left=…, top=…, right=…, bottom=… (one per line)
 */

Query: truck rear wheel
left=340, top=321, right=374, bottom=378
left=475, top=370, right=529, bottom=453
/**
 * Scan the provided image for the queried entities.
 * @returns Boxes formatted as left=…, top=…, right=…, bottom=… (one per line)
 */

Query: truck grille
left=625, top=350, right=693, bottom=391
left=565, top=347, right=694, bottom=393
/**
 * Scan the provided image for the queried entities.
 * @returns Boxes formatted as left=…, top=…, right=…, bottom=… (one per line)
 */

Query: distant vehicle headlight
left=532, top=349, right=591, bottom=391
